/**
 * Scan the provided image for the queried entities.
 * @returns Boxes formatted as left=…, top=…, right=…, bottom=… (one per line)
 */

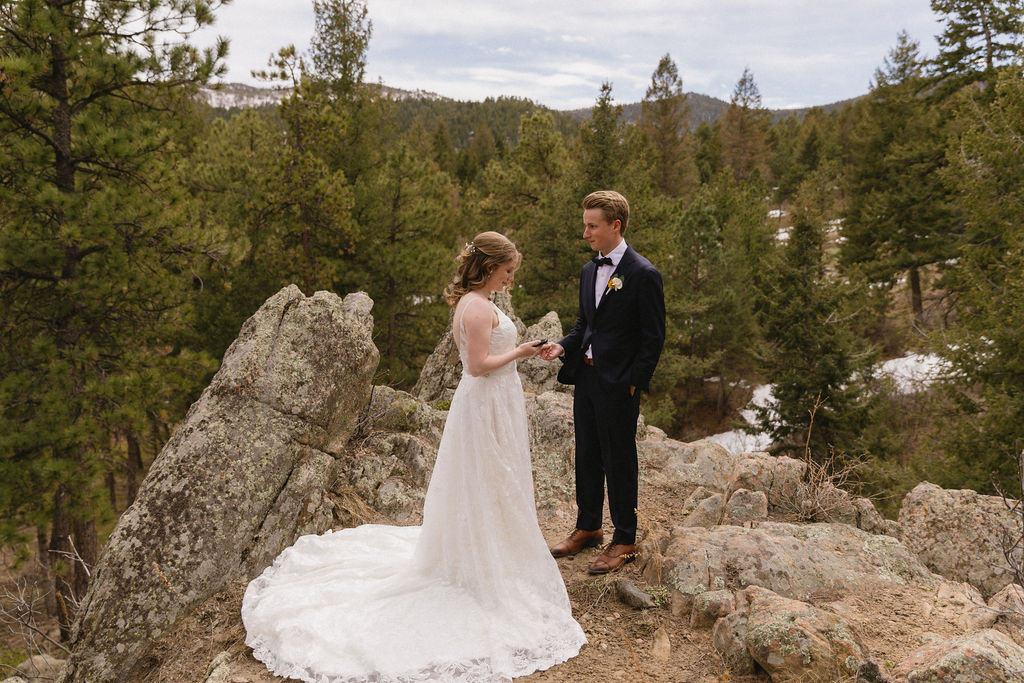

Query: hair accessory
left=465, top=241, right=476, bottom=254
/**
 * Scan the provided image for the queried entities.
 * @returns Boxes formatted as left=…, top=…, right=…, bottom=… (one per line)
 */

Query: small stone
left=612, top=578, right=657, bottom=609
left=855, top=659, right=892, bottom=683
left=651, top=626, right=671, bottom=661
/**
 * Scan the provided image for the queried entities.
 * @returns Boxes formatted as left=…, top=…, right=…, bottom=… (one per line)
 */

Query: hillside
left=199, top=82, right=862, bottom=130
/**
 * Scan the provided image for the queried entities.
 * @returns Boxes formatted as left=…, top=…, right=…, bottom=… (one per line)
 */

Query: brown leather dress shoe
left=587, top=543, right=637, bottom=574
left=550, top=528, right=604, bottom=558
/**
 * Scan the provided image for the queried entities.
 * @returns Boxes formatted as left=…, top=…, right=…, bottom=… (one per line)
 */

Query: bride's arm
left=462, top=299, right=542, bottom=377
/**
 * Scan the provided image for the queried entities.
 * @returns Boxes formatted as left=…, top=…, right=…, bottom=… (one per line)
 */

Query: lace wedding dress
left=242, top=303, right=586, bottom=682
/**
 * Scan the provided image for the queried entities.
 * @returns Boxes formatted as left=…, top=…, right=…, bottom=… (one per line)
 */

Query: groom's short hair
left=582, top=191, right=630, bottom=235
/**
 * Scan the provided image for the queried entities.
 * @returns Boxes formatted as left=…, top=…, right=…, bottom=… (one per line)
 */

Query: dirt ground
left=3, top=474, right=977, bottom=683
left=130, top=482, right=975, bottom=681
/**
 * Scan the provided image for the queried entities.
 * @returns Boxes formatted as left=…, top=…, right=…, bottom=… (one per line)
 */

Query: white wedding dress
left=242, top=303, right=586, bottom=682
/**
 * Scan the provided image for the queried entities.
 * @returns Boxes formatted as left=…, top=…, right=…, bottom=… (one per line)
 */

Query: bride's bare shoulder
left=456, top=295, right=497, bottom=331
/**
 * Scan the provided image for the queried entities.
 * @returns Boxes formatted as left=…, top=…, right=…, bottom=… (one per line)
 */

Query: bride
left=242, top=232, right=587, bottom=682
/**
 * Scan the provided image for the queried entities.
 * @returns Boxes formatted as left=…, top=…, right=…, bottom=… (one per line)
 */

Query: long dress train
left=241, top=303, right=586, bottom=682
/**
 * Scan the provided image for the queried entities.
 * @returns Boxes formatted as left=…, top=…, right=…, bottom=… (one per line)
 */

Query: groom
left=541, top=190, right=665, bottom=574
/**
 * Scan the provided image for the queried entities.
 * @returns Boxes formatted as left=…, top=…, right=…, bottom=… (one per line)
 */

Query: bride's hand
left=516, top=340, right=543, bottom=359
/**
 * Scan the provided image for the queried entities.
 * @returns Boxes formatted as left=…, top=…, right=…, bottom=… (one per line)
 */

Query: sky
left=194, top=0, right=945, bottom=111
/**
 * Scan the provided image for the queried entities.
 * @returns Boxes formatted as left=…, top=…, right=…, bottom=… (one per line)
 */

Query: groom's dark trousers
left=557, top=246, right=665, bottom=546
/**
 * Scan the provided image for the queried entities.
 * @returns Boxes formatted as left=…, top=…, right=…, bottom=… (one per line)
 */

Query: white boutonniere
left=607, top=275, right=624, bottom=292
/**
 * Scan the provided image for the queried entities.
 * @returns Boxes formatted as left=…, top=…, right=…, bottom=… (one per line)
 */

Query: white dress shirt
left=587, top=240, right=628, bottom=360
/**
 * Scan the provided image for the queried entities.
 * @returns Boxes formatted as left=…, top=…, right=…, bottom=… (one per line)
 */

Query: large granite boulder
left=641, top=438, right=741, bottom=490
left=899, top=482, right=1021, bottom=598
left=525, top=390, right=576, bottom=506
left=713, top=585, right=868, bottom=682
left=891, top=628, right=1024, bottom=682
left=58, top=287, right=379, bottom=682
left=649, top=521, right=938, bottom=612
left=517, top=311, right=566, bottom=395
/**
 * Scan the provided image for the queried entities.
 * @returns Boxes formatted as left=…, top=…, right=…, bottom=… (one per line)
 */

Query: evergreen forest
left=2, top=0, right=1024, bottom=645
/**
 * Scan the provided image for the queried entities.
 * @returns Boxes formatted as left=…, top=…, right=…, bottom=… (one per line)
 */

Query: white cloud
left=197, top=0, right=945, bottom=110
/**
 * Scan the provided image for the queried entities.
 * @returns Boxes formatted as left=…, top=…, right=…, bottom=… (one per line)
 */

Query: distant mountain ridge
left=198, top=82, right=861, bottom=124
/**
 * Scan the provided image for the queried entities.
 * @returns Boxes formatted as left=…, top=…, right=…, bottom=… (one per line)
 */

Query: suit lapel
left=583, top=261, right=598, bottom=319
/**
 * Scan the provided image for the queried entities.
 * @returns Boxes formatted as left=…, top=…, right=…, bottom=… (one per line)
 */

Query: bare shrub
left=776, top=394, right=870, bottom=523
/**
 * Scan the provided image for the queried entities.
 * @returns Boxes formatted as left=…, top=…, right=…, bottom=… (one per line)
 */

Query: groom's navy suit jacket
left=557, top=246, right=665, bottom=391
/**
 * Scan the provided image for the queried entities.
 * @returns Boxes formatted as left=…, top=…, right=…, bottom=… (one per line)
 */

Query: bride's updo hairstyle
left=444, top=231, right=521, bottom=306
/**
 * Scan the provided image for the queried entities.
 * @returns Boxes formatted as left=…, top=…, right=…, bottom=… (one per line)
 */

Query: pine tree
left=643, top=173, right=770, bottom=435
left=481, top=112, right=583, bottom=324
left=719, top=67, right=771, bottom=183
left=694, top=120, right=723, bottom=184
left=578, top=82, right=626, bottom=192
left=936, top=64, right=1024, bottom=491
left=431, top=120, right=458, bottom=177
left=639, top=54, right=698, bottom=198
left=310, top=0, right=371, bottom=101
left=0, top=0, right=228, bottom=635
left=930, top=0, right=1024, bottom=82
left=841, top=32, right=960, bottom=329
left=355, top=137, right=458, bottom=386
left=756, top=175, right=880, bottom=456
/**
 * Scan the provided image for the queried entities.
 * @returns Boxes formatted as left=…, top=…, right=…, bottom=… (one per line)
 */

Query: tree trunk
left=980, top=5, right=994, bottom=72
left=909, top=266, right=924, bottom=328
left=37, top=526, right=58, bottom=616
left=49, top=484, right=73, bottom=639
left=72, top=516, right=97, bottom=602
left=106, top=469, right=117, bottom=512
left=126, top=432, right=142, bottom=506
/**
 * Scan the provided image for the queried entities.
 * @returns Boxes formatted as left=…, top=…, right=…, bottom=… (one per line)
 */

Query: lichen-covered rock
left=680, top=486, right=715, bottom=515
left=713, top=612, right=757, bottom=675
left=932, top=580, right=996, bottom=631
left=739, top=585, right=868, bottom=682
left=690, top=588, right=735, bottom=628
left=641, top=438, right=740, bottom=491
left=364, top=385, right=446, bottom=446
left=988, top=583, right=1024, bottom=647
left=518, top=311, right=566, bottom=395
left=410, top=319, right=461, bottom=405
left=650, top=521, right=938, bottom=605
left=525, top=391, right=576, bottom=506
left=898, top=482, right=1021, bottom=598
left=682, top=493, right=725, bottom=528
left=728, top=453, right=806, bottom=509
left=853, top=497, right=889, bottom=535
left=891, top=628, right=1024, bottom=682
left=724, top=488, right=769, bottom=525
left=58, top=287, right=379, bottom=683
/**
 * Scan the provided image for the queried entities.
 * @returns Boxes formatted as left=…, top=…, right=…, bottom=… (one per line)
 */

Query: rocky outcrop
left=525, top=391, right=576, bottom=506
left=340, top=385, right=445, bottom=524
left=58, top=287, right=379, bottom=682
left=988, top=583, right=1024, bottom=646
left=517, top=311, right=566, bottom=395
left=642, top=438, right=894, bottom=536
left=646, top=521, right=938, bottom=612
left=891, top=629, right=1024, bottom=682
left=899, top=482, right=1022, bottom=598
left=713, top=585, right=868, bottom=682
left=642, top=438, right=740, bottom=490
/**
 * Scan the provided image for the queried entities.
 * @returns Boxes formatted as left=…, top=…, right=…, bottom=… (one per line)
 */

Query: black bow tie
left=592, top=256, right=613, bottom=267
